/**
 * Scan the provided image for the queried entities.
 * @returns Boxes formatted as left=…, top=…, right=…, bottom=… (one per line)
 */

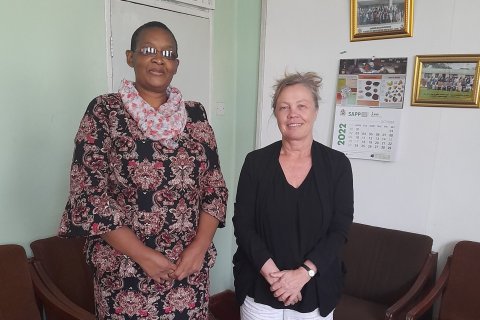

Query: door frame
left=104, top=0, right=215, bottom=115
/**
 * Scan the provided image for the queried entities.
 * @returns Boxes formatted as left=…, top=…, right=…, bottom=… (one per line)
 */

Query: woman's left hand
left=269, top=268, right=310, bottom=305
left=172, top=212, right=219, bottom=281
left=171, top=241, right=207, bottom=281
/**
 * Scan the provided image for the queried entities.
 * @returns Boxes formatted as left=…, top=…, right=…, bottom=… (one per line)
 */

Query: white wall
left=258, top=0, right=480, bottom=268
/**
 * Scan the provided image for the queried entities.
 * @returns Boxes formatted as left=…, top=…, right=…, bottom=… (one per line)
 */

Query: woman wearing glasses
left=233, top=72, right=353, bottom=320
left=59, top=21, right=227, bottom=319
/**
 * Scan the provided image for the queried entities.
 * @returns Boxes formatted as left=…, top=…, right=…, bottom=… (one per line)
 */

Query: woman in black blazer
left=233, top=72, right=354, bottom=319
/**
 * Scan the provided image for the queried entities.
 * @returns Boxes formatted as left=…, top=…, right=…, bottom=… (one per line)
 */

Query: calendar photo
left=337, top=57, right=408, bottom=108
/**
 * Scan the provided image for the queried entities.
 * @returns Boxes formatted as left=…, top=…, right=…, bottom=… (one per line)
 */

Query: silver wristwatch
left=301, top=264, right=315, bottom=277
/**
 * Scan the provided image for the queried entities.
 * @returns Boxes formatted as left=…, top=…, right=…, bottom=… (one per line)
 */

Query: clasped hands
left=261, top=259, right=311, bottom=307
left=140, top=241, right=207, bottom=283
left=269, top=268, right=310, bottom=306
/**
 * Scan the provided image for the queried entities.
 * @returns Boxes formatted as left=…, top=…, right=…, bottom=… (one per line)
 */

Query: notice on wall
left=332, top=57, right=407, bottom=161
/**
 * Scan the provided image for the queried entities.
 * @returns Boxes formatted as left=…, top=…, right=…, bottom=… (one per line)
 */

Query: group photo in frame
left=412, top=54, right=480, bottom=108
left=350, top=0, right=414, bottom=41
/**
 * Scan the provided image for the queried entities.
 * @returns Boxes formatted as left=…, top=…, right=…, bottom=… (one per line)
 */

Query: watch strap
left=301, top=263, right=315, bottom=277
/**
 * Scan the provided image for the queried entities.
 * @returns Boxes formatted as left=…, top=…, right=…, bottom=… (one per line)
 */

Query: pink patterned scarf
left=119, top=79, right=187, bottom=149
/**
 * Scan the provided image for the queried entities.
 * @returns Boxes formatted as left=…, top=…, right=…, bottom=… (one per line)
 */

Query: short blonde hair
left=272, top=72, right=322, bottom=111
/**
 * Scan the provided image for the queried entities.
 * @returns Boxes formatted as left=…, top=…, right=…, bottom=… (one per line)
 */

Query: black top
left=249, top=161, right=320, bottom=312
left=233, top=141, right=354, bottom=317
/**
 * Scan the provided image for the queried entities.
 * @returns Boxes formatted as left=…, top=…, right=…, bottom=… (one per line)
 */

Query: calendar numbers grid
left=332, top=107, right=401, bottom=161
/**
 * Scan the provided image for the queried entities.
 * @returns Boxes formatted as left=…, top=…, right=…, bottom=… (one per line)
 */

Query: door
left=109, top=0, right=212, bottom=109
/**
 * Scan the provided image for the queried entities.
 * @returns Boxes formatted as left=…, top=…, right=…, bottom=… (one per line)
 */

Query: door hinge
left=110, top=36, right=114, bottom=58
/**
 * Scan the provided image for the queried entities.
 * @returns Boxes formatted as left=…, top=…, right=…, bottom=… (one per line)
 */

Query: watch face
left=308, top=270, right=315, bottom=277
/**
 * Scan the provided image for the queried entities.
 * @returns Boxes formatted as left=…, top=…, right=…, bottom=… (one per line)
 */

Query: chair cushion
left=334, top=294, right=387, bottom=320
left=0, top=245, right=41, bottom=320
left=342, top=223, right=433, bottom=305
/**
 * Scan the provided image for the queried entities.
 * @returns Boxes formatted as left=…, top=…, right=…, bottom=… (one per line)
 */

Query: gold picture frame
left=350, top=0, right=414, bottom=42
left=412, top=55, right=480, bottom=108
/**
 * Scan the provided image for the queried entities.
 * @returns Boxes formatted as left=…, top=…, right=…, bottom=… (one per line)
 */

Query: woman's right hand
left=261, top=260, right=303, bottom=306
left=269, top=268, right=309, bottom=306
left=101, top=227, right=176, bottom=283
left=137, top=248, right=177, bottom=282
left=260, top=258, right=280, bottom=285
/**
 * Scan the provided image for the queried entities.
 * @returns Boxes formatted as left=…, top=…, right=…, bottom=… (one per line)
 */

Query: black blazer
left=233, top=141, right=354, bottom=316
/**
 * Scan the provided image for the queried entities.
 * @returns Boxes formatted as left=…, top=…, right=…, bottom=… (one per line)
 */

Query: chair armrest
left=30, top=259, right=95, bottom=320
left=385, top=251, right=438, bottom=320
left=406, top=256, right=451, bottom=320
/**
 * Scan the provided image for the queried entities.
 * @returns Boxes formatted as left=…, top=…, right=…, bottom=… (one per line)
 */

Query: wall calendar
left=332, top=57, right=407, bottom=161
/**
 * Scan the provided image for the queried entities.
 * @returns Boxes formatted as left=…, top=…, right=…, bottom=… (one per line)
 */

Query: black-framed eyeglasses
left=135, top=46, right=178, bottom=60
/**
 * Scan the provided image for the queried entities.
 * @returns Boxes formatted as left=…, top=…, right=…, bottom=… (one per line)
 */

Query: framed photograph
left=350, top=0, right=414, bottom=42
left=412, top=55, right=480, bottom=108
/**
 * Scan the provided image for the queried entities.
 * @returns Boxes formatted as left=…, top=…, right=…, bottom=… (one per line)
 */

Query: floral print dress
left=58, top=93, right=227, bottom=320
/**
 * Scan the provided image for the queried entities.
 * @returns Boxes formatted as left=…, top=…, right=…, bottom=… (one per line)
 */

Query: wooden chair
left=0, top=244, right=42, bottom=320
left=406, top=240, right=480, bottom=320
left=0, top=244, right=88, bottom=320
left=30, top=236, right=95, bottom=319
left=334, top=223, right=438, bottom=320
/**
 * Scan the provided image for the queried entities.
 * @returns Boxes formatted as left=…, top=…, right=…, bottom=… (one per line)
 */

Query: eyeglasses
left=135, top=46, right=178, bottom=60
